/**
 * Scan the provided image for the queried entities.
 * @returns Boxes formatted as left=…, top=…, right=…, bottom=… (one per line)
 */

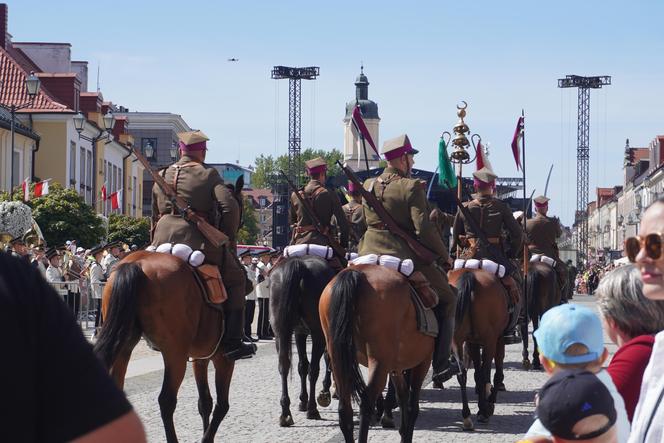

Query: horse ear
left=236, top=175, right=244, bottom=191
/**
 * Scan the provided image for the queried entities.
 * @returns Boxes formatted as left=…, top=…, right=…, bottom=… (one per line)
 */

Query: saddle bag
left=408, top=271, right=439, bottom=309
left=196, top=264, right=228, bottom=306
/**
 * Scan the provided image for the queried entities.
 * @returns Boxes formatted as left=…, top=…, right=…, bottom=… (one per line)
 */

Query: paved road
left=125, top=294, right=614, bottom=442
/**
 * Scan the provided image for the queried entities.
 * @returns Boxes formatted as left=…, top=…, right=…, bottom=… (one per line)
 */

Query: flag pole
left=521, top=109, right=530, bottom=341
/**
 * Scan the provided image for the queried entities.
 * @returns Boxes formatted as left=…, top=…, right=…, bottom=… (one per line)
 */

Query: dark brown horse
left=520, top=261, right=561, bottom=370
left=268, top=255, right=336, bottom=427
left=447, top=268, right=509, bottom=430
left=320, top=265, right=434, bottom=443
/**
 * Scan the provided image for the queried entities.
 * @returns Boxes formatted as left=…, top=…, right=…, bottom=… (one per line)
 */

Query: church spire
left=355, top=65, right=369, bottom=101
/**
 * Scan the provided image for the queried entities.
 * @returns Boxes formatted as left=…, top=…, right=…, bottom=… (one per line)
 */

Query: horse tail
left=526, top=265, right=540, bottom=320
left=328, top=268, right=366, bottom=404
left=273, top=257, right=307, bottom=367
left=455, top=271, right=476, bottom=325
left=93, top=262, right=144, bottom=368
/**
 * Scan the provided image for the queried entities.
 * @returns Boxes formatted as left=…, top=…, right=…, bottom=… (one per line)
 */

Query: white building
left=343, top=67, right=380, bottom=169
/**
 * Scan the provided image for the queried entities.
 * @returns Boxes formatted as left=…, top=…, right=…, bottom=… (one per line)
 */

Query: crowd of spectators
left=521, top=197, right=664, bottom=443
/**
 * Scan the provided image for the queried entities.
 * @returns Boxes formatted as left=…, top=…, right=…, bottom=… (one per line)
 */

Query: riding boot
left=431, top=303, right=459, bottom=384
left=501, top=276, right=522, bottom=345
left=222, top=308, right=257, bottom=360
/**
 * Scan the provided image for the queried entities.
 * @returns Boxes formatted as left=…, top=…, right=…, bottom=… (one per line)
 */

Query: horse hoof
left=332, top=389, right=338, bottom=400
left=317, top=391, right=331, bottom=407
left=522, top=359, right=532, bottom=370
left=381, top=416, right=395, bottom=429
left=532, top=363, right=543, bottom=371
left=298, top=401, right=308, bottom=412
left=462, top=417, right=474, bottom=431
left=433, top=380, right=445, bottom=389
left=477, top=413, right=490, bottom=424
left=495, top=382, right=506, bottom=392
left=307, top=409, right=322, bottom=420
left=279, top=415, right=294, bottom=427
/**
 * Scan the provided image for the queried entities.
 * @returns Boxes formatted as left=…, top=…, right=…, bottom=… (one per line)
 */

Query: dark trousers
left=66, top=291, right=81, bottom=320
left=257, top=298, right=273, bottom=338
left=94, top=299, right=102, bottom=328
left=244, top=299, right=256, bottom=336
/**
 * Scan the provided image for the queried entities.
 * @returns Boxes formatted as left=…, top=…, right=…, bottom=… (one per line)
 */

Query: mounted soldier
left=452, top=167, right=525, bottom=344
left=526, top=195, right=569, bottom=301
left=342, top=180, right=366, bottom=252
left=151, top=130, right=256, bottom=361
left=357, top=134, right=459, bottom=385
left=288, top=157, right=349, bottom=269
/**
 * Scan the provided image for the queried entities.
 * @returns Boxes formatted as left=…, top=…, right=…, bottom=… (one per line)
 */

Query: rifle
left=338, top=161, right=438, bottom=265
left=446, top=181, right=515, bottom=275
left=131, top=146, right=229, bottom=248
left=279, top=170, right=347, bottom=266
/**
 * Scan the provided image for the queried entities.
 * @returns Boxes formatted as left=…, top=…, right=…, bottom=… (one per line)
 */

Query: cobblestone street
left=126, top=295, right=614, bottom=442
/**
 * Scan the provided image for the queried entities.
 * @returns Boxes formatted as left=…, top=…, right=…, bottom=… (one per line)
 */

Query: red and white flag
left=110, top=190, right=122, bottom=210
left=510, top=116, right=524, bottom=171
left=101, top=183, right=107, bottom=202
left=34, top=180, right=49, bottom=197
left=22, top=178, right=30, bottom=202
left=476, top=141, right=493, bottom=171
left=350, top=105, right=379, bottom=160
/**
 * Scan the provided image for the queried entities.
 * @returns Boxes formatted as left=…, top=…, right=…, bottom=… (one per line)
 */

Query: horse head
left=225, top=175, right=245, bottom=229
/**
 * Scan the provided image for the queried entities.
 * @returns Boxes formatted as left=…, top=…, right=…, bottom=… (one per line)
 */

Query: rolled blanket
left=530, top=254, right=556, bottom=267
left=283, top=244, right=334, bottom=260
left=345, top=252, right=359, bottom=261
left=454, top=258, right=505, bottom=278
left=350, top=254, right=414, bottom=277
left=152, top=243, right=205, bottom=267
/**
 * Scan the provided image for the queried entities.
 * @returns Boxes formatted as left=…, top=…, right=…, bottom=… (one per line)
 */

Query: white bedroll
left=530, top=254, right=556, bottom=267
left=146, top=243, right=205, bottom=267
left=349, top=254, right=415, bottom=277
left=453, top=258, right=506, bottom=278
left=283, top=244, right=334, bottom=260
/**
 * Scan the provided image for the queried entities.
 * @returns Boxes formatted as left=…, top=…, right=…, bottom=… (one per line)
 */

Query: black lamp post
left=3, top=71, right=41, bottom=198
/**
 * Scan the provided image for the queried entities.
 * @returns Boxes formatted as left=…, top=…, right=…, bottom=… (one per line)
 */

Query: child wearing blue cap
left=523, top=303, right=630, bottom=442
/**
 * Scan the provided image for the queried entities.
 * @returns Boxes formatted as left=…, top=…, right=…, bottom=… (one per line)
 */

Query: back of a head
left=596, top=264, right=664, bottom=339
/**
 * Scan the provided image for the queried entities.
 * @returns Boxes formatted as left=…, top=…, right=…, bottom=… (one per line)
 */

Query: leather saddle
left=192, top=264, right=228, bottom=311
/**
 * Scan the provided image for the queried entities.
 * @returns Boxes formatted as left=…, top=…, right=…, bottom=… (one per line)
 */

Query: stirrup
left=224, top=342, right=257, bottom=360
left=503, top=330, right=522, bottom=345
left=432, top=360, right=460, bottom=384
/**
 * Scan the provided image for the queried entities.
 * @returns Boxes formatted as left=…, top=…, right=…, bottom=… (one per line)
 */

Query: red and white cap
left=382, top=134, right=419, bottom=161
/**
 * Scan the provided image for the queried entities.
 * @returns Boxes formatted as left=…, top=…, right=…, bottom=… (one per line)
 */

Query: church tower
left=343, top=66, right=380, bottom=169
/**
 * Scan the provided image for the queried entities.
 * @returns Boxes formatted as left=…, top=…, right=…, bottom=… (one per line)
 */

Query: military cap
left=382, top=134, right=419, bottom=161
left=305, top=157, right=327, bottom=175
left=472, top=167, right=497, bottom=186
left=177, top=130, right=209, bottom=152
left=534, top=195, right=550, bottom=207
left=238, top=249, right=252, bottom=258
left=107, top=241, right=123, bottom=250
left=45, top=247, right=60, bottom=259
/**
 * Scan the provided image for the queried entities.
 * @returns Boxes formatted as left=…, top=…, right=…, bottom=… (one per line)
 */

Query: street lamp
left=3, top=71, right=41, bottom=198
left=143, top=142, right=154, bottom=159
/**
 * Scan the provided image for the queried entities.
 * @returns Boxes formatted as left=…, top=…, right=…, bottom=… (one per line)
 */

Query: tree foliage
left=251, top=148, right=344, bottom=189
left=236, top=195, right=260, bottom=245
left=1, top=182, right=105, bottom=247
left=108, top=214, right=151, bottom=247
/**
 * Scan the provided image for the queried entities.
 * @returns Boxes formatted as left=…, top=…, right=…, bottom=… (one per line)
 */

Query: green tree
left=1, top=182, right=105, bottom=247
left=251, top=148, right=344, bottom=188
left=236, top=195, right=260, bottom=245
left=108, top=214, right=151, bottom=247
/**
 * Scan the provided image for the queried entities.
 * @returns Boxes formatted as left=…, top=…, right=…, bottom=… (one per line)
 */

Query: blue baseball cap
left=533, top=304, right=604, bottom=364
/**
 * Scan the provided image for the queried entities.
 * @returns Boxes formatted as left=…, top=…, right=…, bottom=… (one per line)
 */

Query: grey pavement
left=125, top=294, right=615, bottom=442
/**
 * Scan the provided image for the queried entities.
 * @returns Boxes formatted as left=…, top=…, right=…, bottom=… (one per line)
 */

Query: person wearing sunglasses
left=627, top=198, right=664, bottom=443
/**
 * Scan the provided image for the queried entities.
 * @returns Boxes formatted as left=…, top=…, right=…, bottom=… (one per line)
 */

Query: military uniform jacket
left=151, top=155, right=240, bottom=265
left=89, top=261, right=105, bottom=300
left=45, top=265, right=64, bottom=283
left=343, top=200, right=367, bottom=250
left=430, top=207, right=455, bottom=249
left=526, top=213, right=562, bottom=259
left=358, top=167, right=449, bottom=266
left=289, top=179, right=349, bottom=247
left=453, top=195, right=523, bottom=260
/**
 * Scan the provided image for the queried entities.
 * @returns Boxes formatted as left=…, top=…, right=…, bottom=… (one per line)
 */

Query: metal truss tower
left=271, top=66, right=320, bottom=186
left=558, top=75, right=611, bottom=262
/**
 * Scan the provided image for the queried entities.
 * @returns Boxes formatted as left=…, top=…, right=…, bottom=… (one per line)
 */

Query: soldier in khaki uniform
left=452, top=167, right=525, bottom=343
left=342, top=181, right=367, bottom=252
left=151, top=130, right=256, bottom=360
left=358, top=134, right=458, bottom=385
left=526, top=195, right=569, bottom=301
left=289, top=157, right=349, bottom=252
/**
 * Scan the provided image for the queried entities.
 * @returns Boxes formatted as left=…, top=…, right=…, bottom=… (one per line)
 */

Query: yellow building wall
left=33, top=121, right=67, bottom=186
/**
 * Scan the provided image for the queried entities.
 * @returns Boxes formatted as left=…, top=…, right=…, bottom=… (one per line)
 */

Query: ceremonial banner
left=438, top=138, right=457, bottom=189
left=511, top=116, right=524, bottom=171
left=351, top=105, right=379, bottom=159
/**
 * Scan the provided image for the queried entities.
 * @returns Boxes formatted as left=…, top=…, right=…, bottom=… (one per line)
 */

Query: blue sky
left=11, top=0, right=664, bottom=225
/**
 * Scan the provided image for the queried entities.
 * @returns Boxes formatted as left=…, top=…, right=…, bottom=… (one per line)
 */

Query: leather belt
left=368, top=222, right=389, bottom=230
left=168, top=208, right=209, bottom=220
left=295, top=225, right=329, bottom=234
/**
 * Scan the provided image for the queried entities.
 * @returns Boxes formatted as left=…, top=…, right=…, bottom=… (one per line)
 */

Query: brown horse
left=447, top=268, right=509, bottom=430
left=94, top=252, right=234, bottom=442
left=320, top=265, right=434, bottom=443
left=520, top=261, right=561, bottom=370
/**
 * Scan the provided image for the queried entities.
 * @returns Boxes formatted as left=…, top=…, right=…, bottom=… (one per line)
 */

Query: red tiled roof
left=629, top=147, right=650, bottom=163
left=0, top=46, right=71, bottom=113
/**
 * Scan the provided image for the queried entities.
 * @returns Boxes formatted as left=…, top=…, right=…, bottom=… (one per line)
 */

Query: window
left=12, top=150, right=20, bottom=187
left=86, top=151, right=92, bottom=204
left=259, top=196, right=267, bottom=207
left=79, top=147, right=86, bottom=197
left=132, top=176, right=137, bottom=216
left=69, top=141, right=76, bottom=187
